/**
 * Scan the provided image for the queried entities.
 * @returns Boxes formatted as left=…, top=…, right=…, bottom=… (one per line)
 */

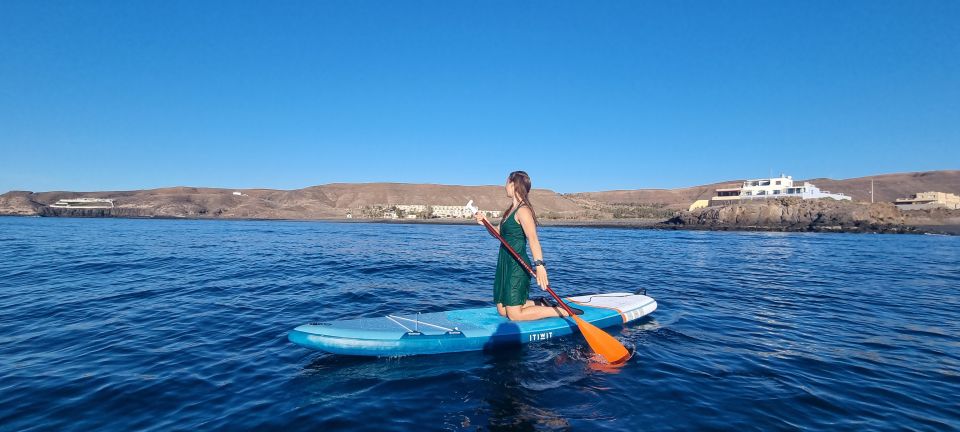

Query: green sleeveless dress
left=493, top=206, right=532, bottom=306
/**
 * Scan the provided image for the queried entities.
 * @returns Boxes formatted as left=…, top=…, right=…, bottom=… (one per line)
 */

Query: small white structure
left=232, top=191, right=243, bottom=196
left=50, top=198, right=115, bottom=209
left=713, top=175, right=851, bottom=203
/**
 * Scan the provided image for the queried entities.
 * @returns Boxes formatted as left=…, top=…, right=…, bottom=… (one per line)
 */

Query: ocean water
left=0, top=217, right=958, bottom=431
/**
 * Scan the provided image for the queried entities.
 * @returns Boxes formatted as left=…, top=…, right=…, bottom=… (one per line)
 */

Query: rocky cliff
left=665, top=198, right=913, bottom=233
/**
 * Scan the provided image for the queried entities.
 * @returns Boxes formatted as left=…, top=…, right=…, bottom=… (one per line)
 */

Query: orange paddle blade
left=572, top=315, right=630, bottom=364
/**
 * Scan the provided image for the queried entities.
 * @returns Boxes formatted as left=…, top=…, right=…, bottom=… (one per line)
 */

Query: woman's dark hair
left=502, top=170, right=539, bottom=226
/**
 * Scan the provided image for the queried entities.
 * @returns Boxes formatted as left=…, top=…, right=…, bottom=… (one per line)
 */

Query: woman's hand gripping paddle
left=465, top=201, right=630, bottom=364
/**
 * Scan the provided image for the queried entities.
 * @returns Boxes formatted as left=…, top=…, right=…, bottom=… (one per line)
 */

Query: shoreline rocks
left=664, top=198, right=917, bottom=233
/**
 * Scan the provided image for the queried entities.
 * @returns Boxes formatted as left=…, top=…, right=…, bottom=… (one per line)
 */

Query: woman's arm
left=516, top=207, right=548, bottom=289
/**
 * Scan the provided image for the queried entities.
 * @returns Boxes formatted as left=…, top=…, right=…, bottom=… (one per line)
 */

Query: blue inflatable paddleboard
left=288, top=293, right=657, bottom=356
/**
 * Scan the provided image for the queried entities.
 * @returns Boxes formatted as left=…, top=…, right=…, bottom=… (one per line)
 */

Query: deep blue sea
left=1, top=217, right=958, bottom=431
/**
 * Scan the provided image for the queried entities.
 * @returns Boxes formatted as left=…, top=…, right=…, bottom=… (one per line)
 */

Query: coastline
left=3, top=171, right=958, bottom=236
left=0, top=213, right=663, bottom=228
left=4, top=214, right=957, bottom=235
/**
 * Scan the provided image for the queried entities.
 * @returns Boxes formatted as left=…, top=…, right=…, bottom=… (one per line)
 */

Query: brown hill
left=802, top=170, right=960, bottom=202
left=300, top=183, right=583, bottom=214
left=2, top=170, right=958, bottom=222
left=0, top=191, right=43, bottom=216
left=1, top=183, right=585, bottom=219
left=569, top=180, right=742, bottom=210
left=574, top=170, right=960, bottom=208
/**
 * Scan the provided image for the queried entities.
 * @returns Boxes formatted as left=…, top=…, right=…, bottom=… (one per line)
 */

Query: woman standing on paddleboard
left=474, top=171, right=578, bottom=321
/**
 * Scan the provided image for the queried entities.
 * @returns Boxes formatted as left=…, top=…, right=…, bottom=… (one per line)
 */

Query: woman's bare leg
left=505, top=304, right=571, bottom=321
left=498, top=300, right=535, bottom=318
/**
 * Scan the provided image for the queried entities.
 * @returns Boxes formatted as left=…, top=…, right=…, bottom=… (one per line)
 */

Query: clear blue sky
left=1, top=1, right=958, bottom=193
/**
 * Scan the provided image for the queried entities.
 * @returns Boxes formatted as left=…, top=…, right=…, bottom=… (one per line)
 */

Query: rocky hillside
left=0, top=184, right=587, bottom=219
left=664, top=198, right=913, bottom=233
left=2, top=171, right=958, bottom=233
left=0, top=192, right=43, bottom=216
left=568, top=181, right=740, bottom=211
left=803, top=170, right=960, bottom=202
left=574, top=170, right=960, bottom=209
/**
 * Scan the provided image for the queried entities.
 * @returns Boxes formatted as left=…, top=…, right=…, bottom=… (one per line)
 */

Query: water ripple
left=0, top=218, right=958, bottom=431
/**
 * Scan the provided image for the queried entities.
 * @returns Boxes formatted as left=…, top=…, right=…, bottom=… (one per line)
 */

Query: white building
left=430, top=205, right=501, bottom=219
left=895, top=191, right=960, bottom=210
left=713, top=175, right=851, bottom=203
left=431, top=205, right=472, bottom=218
left=49, top=198, right=115, bottom=209
left=396, top=204, right=427, bottom=213
left=365, top=204, right=502, bottom=219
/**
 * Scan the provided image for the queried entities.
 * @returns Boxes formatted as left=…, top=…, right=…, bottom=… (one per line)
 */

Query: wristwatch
left=532, top=259, right=546, bottom=268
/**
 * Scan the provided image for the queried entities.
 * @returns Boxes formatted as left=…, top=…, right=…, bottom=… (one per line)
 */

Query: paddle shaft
left=478, top=218, right=576, bottom=316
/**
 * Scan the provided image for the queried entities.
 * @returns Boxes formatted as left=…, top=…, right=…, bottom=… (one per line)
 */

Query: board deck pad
left=288, top=293, right=657, bottom=356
